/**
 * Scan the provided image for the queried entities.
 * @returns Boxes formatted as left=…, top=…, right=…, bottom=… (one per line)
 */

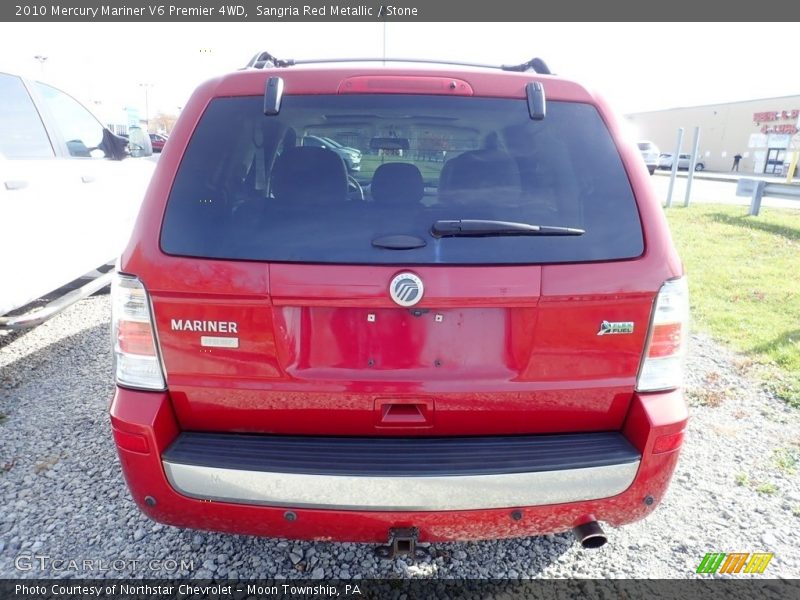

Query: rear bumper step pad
left=163, top=432, right=640, bottom=511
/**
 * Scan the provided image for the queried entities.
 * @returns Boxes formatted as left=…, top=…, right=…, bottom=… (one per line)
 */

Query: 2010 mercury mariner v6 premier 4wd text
left=110, top=52, right=689, bottom=555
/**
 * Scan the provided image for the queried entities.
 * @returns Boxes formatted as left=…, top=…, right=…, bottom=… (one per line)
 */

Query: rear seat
left=371, top=162, right=424, bottom=205
left=438, top=149, right=522, bottom=205
left=271, top=146, right=349, bottom=205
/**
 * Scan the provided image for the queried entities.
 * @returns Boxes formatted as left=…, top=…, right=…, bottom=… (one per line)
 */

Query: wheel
left=694, top=163, right=704, bottom=172
left=648, top=166, right=656, bottom=175
left=347, top=175, right=364, bottom=201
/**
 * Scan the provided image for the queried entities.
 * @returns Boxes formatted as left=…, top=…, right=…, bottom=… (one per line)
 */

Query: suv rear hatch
left=148, top=89, right=655, bottom=437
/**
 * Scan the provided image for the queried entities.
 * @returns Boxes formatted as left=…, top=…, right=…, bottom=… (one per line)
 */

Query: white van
left=637, top=141, right=660, bottom=175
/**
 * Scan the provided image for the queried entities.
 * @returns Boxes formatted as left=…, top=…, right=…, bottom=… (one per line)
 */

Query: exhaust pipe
left=572, top=520, right=607, bottom=549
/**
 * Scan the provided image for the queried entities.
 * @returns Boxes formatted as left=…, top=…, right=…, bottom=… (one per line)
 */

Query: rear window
left=161, top=95, right=643, bottom=264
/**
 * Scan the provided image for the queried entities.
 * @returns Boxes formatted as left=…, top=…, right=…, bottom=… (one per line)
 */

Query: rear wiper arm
left=431, top=219, right=585, bottom=238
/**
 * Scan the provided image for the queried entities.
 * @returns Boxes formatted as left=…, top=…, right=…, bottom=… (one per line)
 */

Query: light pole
left=139, top=83, right=154, bottom=131
left=33, top=55, right=48, bottom=75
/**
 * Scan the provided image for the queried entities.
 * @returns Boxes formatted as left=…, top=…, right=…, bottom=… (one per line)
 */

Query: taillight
left=652, top=430, right=685, bottom=454
left=636, top=277, right=689, bottom=392
left=111, top=273, right=166, bottom=391
left=112, top=428, right=150, bottom=454
left=338, top=76, right=474, bottom=95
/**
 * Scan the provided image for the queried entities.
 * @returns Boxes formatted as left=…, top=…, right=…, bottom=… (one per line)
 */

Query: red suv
left=110, top=53, right=688, bottom=552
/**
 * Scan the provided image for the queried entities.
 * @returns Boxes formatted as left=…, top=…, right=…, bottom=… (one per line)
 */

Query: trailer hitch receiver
left=375, top=527, right=427, bottom=559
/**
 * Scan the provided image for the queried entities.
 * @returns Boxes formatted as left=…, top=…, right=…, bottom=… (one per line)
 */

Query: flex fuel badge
left=597, top=321, right=634, bottom=336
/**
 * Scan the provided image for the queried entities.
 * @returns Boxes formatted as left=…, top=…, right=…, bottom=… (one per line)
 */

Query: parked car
left=0, top=72, right=155, bottom=329
left=319, top=135, right=361, bottom=156
left=110, top=53, right=688, bottom=552
left=301, top=134, right=361, bottom=172
left=637, top=141, right=659, bottom=175
left=149, top=133, right=168, bottom=152
left=117, top=128, right=154, bottom=158
left=658, top=152, right=705, bottom=171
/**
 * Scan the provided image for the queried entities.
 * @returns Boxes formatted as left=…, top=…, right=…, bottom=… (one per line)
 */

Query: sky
left=1, top=22, right=798, bottom=126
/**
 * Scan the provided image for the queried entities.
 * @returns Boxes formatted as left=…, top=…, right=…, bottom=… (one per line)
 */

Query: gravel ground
left=0, top=295, right=798, bottom=579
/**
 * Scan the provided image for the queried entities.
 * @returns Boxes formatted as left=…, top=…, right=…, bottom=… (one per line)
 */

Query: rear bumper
left=162, top=431, right=640, bottom=511
left=110, top=388, right=687, bottom=542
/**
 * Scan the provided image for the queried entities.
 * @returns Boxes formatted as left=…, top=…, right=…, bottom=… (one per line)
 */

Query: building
left=93, top=105, right=145, bottom=136
left=627, top=95, right=800, bottom=175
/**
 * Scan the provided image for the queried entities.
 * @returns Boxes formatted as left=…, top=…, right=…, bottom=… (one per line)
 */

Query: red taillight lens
left=112, top=273, right=166, bottom=391
left=647, top=322, right=683, bottom=358
left=636, top=277, right=690, bottom=392
left=653, top=430, right=685, bottom=454
left=338, top=76, right=474, bottom=95
left=117, top=321, right=156, bottom=355
left=112, top=428, right=150, bottom=454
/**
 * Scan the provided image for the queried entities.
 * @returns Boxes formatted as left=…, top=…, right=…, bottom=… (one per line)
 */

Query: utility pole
left=33, top=55, right=48, bottom=76
left=666, top=128, right=684, bottom=208
left=684, top=127, right=701, bottom=207
left=139, top=83, right=154, bottom=132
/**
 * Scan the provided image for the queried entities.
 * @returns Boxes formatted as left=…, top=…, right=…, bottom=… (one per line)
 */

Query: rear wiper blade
left=431, top=219, right=585, bottom=238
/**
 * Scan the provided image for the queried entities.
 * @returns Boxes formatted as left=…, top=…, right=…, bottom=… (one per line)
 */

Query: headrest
left=371, top=162, right=424, bottom=204
left=439, top=149, right=521, bottom=204
left=271, top=146, right=348, bottom=203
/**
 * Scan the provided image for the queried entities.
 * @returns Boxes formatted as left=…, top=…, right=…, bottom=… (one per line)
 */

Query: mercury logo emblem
left=389, top=272, right=424, bottom=307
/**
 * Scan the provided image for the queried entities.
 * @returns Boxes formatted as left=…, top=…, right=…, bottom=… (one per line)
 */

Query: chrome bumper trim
left=162, top=460, right=639, bottom=511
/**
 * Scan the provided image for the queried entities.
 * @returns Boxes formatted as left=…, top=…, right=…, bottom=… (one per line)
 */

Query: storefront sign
left=753, top=110, right=800, bottom=121
left=767, top=134, right=791, bottom=149
left=762, top=124, right=798, bottom=134
left=754, top=109, right=800, bottom=134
